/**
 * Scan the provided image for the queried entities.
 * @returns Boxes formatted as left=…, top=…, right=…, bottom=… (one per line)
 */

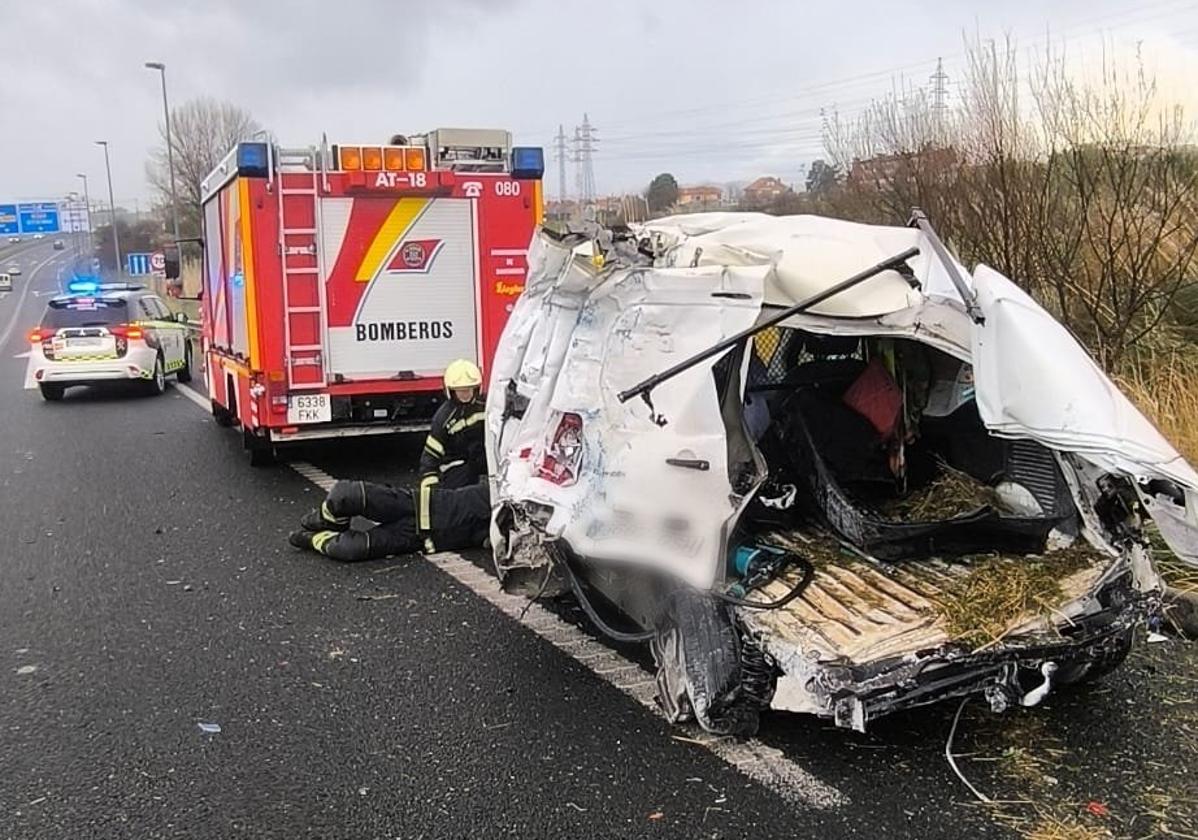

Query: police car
left=26, top=283, right=192, bottom=401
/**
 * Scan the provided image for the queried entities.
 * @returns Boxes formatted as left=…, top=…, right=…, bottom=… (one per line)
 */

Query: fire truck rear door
left=320, top=195, right=479, bottom=380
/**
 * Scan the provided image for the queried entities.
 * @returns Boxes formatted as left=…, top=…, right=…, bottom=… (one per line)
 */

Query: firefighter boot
left=300, top=500, right=350, bottom=532
left=289, top=529, right=341, bottom=555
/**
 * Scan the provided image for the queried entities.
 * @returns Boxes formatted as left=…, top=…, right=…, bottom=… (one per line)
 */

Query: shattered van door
left=492, top=236, right=770, bottom=590
left=971, top=265, right=1198, bottom=564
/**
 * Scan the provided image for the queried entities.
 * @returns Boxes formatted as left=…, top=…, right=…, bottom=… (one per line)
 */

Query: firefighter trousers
left=313, top=480, right=420, bottom=562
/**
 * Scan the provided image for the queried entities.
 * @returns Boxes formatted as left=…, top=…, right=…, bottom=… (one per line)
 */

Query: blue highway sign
left=18, top=202, right=60, bottom=234
left=0, top=204, right=18, bottom=236
left=126, top=252, right=154, bottom=276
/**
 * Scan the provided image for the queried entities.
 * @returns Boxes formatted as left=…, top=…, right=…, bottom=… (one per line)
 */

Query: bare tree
left=146, top=98, right=261, bottom=237
left=819, top=38, right=1198, bottom=372
left=1030, top=48, right=1198, bottom=368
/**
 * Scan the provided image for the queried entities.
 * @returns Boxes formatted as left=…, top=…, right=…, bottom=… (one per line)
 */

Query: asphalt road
left=1, top=243, right=1195, bottom=839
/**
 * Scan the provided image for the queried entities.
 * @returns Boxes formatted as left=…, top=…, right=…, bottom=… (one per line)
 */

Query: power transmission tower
left=571, top=113, right=597, bottom=208
left=929, top=57, right=949, bottom=140
left=553, top=124, right=568, bottom=204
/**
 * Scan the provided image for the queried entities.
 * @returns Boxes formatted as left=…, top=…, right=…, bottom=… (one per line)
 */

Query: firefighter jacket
left=417, top=397, right=486, bottom=531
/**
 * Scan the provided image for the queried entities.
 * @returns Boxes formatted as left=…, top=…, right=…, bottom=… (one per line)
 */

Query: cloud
left=1, top=0, right=1193, bottom=203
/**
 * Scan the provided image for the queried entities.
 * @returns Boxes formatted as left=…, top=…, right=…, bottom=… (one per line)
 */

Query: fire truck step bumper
left=268, top=422, right=432, bottom=444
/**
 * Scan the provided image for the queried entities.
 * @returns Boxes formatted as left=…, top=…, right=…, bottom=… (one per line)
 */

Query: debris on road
left=15, top=664, right=37, bottom=675
left=197, top=722, right=221, bottom=734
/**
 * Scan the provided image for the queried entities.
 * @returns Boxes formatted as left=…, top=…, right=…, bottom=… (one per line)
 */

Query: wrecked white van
left=485, top=211, right=1198, bottom=736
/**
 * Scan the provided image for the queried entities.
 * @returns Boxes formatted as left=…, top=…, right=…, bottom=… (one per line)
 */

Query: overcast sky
left=2, top=0, right=1197, bottom=208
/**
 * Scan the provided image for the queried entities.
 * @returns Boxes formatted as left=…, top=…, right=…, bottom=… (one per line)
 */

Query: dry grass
left=1022, top=814, right=1113, bottom=840
left=1157, top=555, right=1198, bottom=594
left=881, top=461, right=1006, bottom=522
left=1115, top=352, right=1198, bottom=592
left=1117, top=350, right=1198, bottom=467
left=936, top=543, right=1104, bottom=648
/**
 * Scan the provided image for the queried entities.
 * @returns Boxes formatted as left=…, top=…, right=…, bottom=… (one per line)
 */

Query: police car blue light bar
left=67, top=278, right=99, bottom=294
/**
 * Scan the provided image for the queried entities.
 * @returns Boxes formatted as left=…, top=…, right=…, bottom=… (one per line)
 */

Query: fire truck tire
left=144, top=354, right=167, bottom=397
left=244, top=429, right=277, bottom=467
left=211, top=400, right=236, bottom=427
left=176, top=343, right=193, bottom=384
left=39, top=383, right=65, bottom=401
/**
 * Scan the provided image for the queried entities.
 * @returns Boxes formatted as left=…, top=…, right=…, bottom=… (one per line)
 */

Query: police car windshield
left=43, top=298, right=128, bottom=329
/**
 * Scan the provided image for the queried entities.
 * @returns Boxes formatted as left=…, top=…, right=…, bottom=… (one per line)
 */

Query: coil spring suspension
left=739, top=632, right=777, bottom=709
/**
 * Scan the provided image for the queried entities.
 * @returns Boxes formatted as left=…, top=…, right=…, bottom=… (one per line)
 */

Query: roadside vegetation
left=806, top=40, right=1198, bottom=458
left=654, top=39, right=1198, bottom=593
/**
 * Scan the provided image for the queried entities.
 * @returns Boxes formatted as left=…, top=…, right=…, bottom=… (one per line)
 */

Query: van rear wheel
left=39, top=383, right=65, bottom=401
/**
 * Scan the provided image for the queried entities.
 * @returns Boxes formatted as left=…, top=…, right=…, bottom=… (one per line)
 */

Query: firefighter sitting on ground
left=418, top=358, right=488, bottom=531
left=287, top=359, right=490, bottom=562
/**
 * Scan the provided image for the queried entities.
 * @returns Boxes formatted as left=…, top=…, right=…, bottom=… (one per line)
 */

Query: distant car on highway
left=7, top=236, right=19, bottom=243
left=52, top=239, right=65, bottom=250
left=5, top=263, right=19, bottom=275
left=25, top=283, right=193, bottom=401
left=32, top=233, right=44, bottom=240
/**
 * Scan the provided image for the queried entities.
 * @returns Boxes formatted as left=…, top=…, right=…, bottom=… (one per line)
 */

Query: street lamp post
left=95, top=140, right=121, bottom=276
left=144, top=61, right=181, bottom=245
left=75, top=173, right=92, bottom=255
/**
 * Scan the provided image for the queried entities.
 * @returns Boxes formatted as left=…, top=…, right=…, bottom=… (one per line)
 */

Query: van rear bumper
left=770, top=577, right=1152, bottom=731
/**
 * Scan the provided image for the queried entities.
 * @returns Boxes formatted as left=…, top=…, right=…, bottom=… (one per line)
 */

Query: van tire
left=39, top=383, right=65, bottom=401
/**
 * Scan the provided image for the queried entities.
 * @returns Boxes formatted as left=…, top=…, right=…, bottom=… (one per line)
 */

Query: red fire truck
left=197, top=128, right=544, bottom=464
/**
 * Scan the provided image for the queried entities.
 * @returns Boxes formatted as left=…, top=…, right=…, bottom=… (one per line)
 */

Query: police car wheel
left=145, top=355, right=166, bottom=396
left=39, top=383, right=65, bottom=401
left=176, top=343, right=193, bottom=384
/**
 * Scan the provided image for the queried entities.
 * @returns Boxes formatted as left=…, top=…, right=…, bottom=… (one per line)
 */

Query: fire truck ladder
left=274, top=147, right=328, bottom=390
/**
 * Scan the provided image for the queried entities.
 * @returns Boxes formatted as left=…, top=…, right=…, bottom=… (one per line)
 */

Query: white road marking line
left=172, top=429, right=848, bottom=808
left=289, top=460, right=336, bottom=491
left=175, top=384, right=210, bottom=411
left=420, top=546, right=849, bottom=810
left=13, top=351, right=30, bottom=359
left=0, top=250, right=65, bottom=352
